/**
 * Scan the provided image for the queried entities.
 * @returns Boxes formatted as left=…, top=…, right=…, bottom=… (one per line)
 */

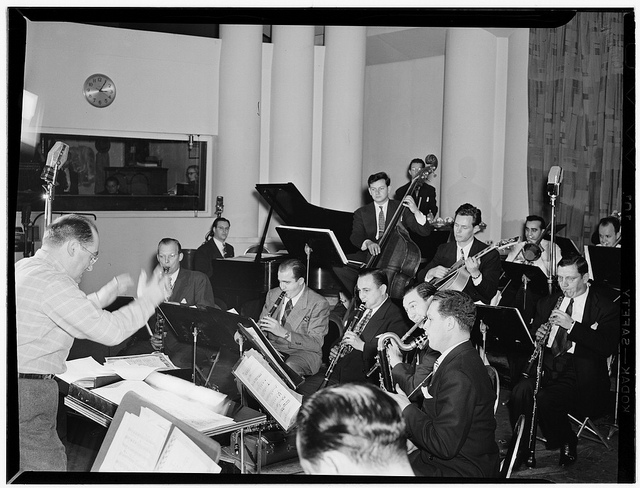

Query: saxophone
left=376, top=331, right=429, bottom=392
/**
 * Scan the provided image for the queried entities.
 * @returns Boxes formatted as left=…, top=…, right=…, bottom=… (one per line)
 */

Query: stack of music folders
left=233, top=349, right=303, bottom=432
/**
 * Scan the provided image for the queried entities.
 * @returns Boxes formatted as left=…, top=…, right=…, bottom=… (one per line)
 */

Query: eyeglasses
left=79, top=243, right=99, bottom=265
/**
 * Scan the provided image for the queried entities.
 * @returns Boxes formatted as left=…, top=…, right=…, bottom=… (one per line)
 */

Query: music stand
left=501, top=261, right=549, bottom=302
left=471, top=305, right=534, bottom=356
left=276, top=225, right=349, bottom=266
left=554, top=236, right=581, bottom=258
left=584, top=245, right=621, bottom=289
left=235, top=318, right=304, bottom=390
left=158, top=303, right=239, bottom=385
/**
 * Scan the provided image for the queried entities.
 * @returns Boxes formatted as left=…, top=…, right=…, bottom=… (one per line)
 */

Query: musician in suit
left=596, top=215, right=621, bottom=247
left=300, top=268, right=409, bottom=396
left=506, top=215, right=563, bottom=278
left=296, top=383, right=414, bottom=476
left=122, top=238, right=216, bottom=369
left=194, top=217, right=235, bottom=278
left=350, top=171, right=432, bottom=258
left=394, top=155, right=438, bottom=218
left=389, top=282, right=440, bottom=403
left=508, top=254, right=619, bottom=467
left=417, top=203, right=501, bottom=304
left=388, top=290, right=500, bottom=478
left=256, top=259, right=330, bottom=377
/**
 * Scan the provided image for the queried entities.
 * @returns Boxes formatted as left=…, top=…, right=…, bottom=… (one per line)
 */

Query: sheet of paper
left=104, top=353, right=177, bottom=370
left=98, top=410, right=168, bottom=471
left=110, top=363, right=158, bottom=381
left=57, top=357, right=116, bottom=384
left=155, top=427, right=221, bottom=473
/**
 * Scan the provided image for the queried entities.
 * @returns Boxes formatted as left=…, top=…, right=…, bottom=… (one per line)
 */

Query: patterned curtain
left=527, top=11, right=624, bottom=250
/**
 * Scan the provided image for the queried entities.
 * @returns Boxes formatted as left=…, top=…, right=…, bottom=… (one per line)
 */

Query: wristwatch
left=283, top=331, right=291, bottom=341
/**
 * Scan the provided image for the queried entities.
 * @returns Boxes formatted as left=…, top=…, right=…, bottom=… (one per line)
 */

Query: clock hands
left=98, top=80, right=108, bottom=93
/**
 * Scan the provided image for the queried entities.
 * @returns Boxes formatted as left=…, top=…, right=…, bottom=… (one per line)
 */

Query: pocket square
left=181, top=298, right=187, bottom=304
left=421, top=385, right=433, bottom=399
left=590, top=321, right=599, bottom=330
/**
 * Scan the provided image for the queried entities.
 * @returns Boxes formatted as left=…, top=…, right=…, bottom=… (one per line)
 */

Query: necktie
left=459, top=247, right=465, bottom=262
left=281, top=298, right=293, bottom=325
left=433, top=358, right=440, bottom=375
left=356, top=309, right=373, bottom=336
left=223, top=243, right=229, bottom=258
left=377, top=206, right=385, bottom=240
left=552, top=298, right=573, bottom=357
left=165, top=277, right=174, bottom=302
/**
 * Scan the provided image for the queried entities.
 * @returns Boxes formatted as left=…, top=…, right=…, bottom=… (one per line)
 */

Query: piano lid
left=256, top=183, right=358, bottom=255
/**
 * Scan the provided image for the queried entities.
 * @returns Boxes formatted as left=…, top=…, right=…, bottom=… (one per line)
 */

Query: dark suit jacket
left=533, top=289, right=619, bottom=418
left=394, top=182, right=438, bottom=217
left=404, top=341, right=499, bottom=478
left=261, top=286, right=330, bottom=375
left=333, top=298, right=409, bottom=384
left=392, top=341, right=440, bottom=402
left=417, top=238, right=501, bottom=304
left=194, top=239, right=235, bottom=279
left=169, top=268, right=215, bottom=307
left=350, top=199, right=432, bottom=250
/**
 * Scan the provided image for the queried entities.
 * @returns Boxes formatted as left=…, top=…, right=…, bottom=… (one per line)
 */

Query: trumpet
left=321, top=304, right=367, bottom=389
left=375, top=331, right=429, bottom=392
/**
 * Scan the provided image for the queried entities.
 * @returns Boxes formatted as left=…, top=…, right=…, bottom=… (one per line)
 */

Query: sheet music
left=98, top=410, right=169, bottom=471
left=93, top=381, right=234, bottom=433
left=155, top=427, right=221, bottom=473
left=56, top=357, right=117, bottom=384
left=105, top=353, right=177, bottom=370
left=233, top=350, right=302, bottom=430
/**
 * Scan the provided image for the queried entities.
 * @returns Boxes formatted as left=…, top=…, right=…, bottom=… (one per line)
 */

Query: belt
left=18, top=373, right=55, bottom=380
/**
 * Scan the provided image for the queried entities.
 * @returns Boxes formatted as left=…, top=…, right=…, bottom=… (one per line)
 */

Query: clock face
left=83, top=74, right=116, bottom=108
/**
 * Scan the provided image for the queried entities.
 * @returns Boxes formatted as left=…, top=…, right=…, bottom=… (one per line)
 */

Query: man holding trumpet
left=508, top=254, right=619, bottom=468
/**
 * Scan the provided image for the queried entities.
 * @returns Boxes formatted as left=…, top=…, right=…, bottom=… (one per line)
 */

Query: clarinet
left=321, top=304, right=367, bottom=389
left=524, top=294, right=564, bottom=468
left=267, top=291, right=287, bottom=318
left=154, top=266, right=171, bottom=352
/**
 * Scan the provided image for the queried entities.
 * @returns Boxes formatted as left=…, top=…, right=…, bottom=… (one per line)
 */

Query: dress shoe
left=559, top=434, right=577, bottom=466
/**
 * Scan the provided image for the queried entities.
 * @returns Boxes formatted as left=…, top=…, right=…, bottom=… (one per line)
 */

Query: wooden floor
left=58, top=382, right=624, bottom=482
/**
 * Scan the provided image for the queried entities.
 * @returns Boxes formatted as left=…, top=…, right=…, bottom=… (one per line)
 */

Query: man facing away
left=15, top=214, right=167, bottom=471
left=387, top=290, right=500, bottom=478
left=296, top=383, right=414, bottom=476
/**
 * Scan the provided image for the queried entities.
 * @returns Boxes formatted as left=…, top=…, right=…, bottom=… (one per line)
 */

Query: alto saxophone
left=375, top=331, right=429, bottom=392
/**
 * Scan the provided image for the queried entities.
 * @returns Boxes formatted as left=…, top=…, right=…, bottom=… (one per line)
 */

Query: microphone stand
left=548, top=189, right=558, bottom=295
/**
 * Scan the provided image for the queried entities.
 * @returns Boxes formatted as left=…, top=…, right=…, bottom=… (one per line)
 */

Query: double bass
left=368, top=168, right=432, bottom=299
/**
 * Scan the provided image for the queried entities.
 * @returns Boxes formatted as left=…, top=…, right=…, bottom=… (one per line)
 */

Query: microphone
left=546, top=166, right=563, bottom=196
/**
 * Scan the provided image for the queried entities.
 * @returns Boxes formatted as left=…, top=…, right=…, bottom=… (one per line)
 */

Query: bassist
left=417, top=203, right=502, bottom=304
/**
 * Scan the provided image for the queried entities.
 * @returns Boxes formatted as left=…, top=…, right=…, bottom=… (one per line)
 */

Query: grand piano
left=209, top=183, right=357, bottom=315
left=209, top=183, right=450, bottom=315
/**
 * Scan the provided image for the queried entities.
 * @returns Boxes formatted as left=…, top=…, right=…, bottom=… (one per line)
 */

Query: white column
left=440, top=28, right=500, bottom=240
left=269, top=25, right=315, bottom=197
left=320, top=26, right=367, bottom=212
left=217, top=24, right=263, bottom=239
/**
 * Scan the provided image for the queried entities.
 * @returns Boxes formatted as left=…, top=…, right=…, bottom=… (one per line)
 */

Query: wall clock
left=83, top=74, right=116, bottom=108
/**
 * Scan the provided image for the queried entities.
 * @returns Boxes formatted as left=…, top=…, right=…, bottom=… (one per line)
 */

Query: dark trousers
left=509, top=352, right=577, bottom=448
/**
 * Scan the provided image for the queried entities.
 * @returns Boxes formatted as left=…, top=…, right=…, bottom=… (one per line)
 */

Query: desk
left=104, top=166, right=168, bottom=195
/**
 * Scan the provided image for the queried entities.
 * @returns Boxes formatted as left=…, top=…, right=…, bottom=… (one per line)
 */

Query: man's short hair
left=408, top=158, right=425, bottom=170
left=186, top=164, right=199, bottom=176
left=432, top=290, right=476, bottom=333
left=357, top=268, right=388, bottom=288
left=279, top=258, right=306, bottom=281
left=204, top=217, right=230, bottom=242
left=44, top=214, right=97, bottom=247
left=598, top=216, right=621, bottom=233
left=424, top=154, right=439, bottom=169
left=368, top=171, right=391, bottom=187
left=405, top=281, right=437, bottom=300
left=105, top=176, right=120, bottom=186
left=158, top=237, right=182, bottom=254
left=455, top=203, right=482, bottom=227
left=296, top=383, right=408, bottom=469
left=525, top=215, right=546, bottom=228
left=558, top=254, right=589, bottom=276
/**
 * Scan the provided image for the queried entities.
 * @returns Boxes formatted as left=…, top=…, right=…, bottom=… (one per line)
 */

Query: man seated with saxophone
left=249, top=258, right=330, bottom=378
left=386, top=282, right=440, bottom=403
left=508, top=254, right=619, bottom=468
left=387, top=290, right=500, bottom=477
left=417, top=203, right=501, bottom=304
left=122, top=238, right=216, bottom=371
left=299, top=268, right=408, bottom=396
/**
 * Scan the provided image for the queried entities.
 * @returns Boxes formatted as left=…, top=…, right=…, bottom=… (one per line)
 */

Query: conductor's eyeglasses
left=79, top=243, right=99, bottom=265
